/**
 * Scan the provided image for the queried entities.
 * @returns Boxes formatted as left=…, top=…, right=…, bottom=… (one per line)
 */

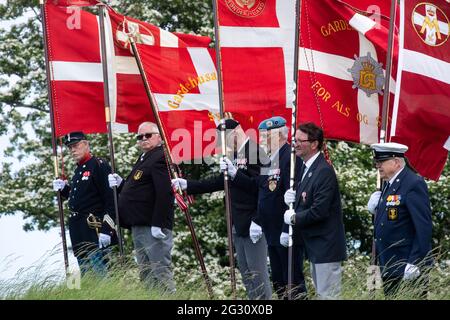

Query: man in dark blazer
left=367, top=142, right=432, bottom=297
left=284, top=122, right=346, bottom=299
left=171, top=119, right=272, bottom=300
left=108, top=122, right=175, bottom=293
left=230, top=116, right=306, bottom=299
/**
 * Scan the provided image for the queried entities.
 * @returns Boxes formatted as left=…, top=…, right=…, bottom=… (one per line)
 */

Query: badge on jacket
left=133, top=170, right=143, bottom=180
left=302, top=192, right=307, bottom=203
left=388, top=207, right=398, bottom=221
left=267, top=168, right=280, bottom=192
left=268, top=180, right=277, bottom=191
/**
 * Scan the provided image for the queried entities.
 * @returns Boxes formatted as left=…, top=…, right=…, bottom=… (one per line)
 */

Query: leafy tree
left=0, top=0, right=448, bottom=297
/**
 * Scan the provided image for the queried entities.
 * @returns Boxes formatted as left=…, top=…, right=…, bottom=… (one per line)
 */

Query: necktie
left=301, top=167, right=308, bottom=182
left=381, top=182, right=390, bottom=197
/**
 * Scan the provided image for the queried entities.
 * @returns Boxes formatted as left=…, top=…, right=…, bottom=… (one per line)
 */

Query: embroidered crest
left=133, top=170, right=143, bottom=180
left=225, top=0, right=266, bottom=18
left=412, top=3, right=449, bottom=46
left=388, top=207, right=398, bottom=221
left=348, top=52, right=385, bottom=97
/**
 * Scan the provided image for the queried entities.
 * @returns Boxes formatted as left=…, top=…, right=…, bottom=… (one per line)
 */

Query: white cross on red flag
left=390, top=0, right=450, bottom=180
left=45, top=2, right=220, bottom=162
left=297, top=0, right=396, bottom=145
left=216, top=0, right=296, bottom=131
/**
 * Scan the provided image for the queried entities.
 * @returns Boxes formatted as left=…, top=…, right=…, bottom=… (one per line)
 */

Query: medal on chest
left=267, top=168, right=280, bottom=192
left=81, top=171, right=91, bottom=181
left=235, top=157, right=248, bottom=170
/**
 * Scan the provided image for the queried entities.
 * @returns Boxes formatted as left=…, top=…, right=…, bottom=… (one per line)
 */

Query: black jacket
left=187, top=139, right=265, bottom=237
left=118, top=146, right=174, bottom=230
left=61, top=156, right=116, bottom=236
left=292, top=153, right=347, bottom=264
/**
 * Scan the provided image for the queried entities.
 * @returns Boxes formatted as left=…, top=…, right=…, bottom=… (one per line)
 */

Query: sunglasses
left=136, top=132, right=158, bottom=141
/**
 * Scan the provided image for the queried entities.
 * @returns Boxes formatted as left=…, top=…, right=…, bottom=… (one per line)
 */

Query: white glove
left=220, top=157, right=237, bottom=178
left=280, top=232, right=289, bottom=247
left=108, top=173, right=123, bottom=188
left=171, top=178, right=187, bottom=191
left=52, top=179, right=66, bottom=191
left=249, top=221, right=263, bottom=244
left=367, top=191, right=382, bottom=215
left=151, top=226, right=167, bottom=239
left=284, top=209, right=296, bottom=225
left=284, top=188, right=296, bottom=206
left=98, top=233, right=111, bottom=248
left=403, top=263, right=420, bottom=280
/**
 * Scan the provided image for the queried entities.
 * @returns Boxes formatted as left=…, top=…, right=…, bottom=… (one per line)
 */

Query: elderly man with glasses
left=108, top=121, right=176, bottom=293
left=367, top=142, right=432, bottom=298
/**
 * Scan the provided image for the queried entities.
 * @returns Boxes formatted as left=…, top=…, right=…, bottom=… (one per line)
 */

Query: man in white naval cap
left=368, top=142, right=432, bottom=297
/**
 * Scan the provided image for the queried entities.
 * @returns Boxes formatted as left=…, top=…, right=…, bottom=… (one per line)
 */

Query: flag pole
left=129, top=37, right=214, bottom=299
left=97, top=2, right=125, bottom=258
left=212, top=0, right=237, bottom=300
left=287, top=0, right=302, bottom=301
left=380, top=0, right=397, bottom=143
left=369, top=0, right=398, bottom=295
left=40, top=0, right=69, bottom=275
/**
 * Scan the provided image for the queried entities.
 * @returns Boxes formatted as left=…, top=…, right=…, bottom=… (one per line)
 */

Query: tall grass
left=2, top=247, right=449, bottom=300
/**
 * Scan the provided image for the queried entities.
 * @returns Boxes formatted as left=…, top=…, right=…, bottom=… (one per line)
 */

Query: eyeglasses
left=373, top=157, right=395, bottom=166
left=296, top=139, right=312, bottom=144
left=136, top=132, right=158, bottom=141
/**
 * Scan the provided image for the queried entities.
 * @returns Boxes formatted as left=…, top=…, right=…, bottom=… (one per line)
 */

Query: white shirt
left=388, top=167, right=405, bottom=186
left=301, top=151, right=321, bottom=181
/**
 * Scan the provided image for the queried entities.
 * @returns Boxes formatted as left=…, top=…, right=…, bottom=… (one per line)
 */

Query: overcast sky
left=0, top=1, right=79, bottom=295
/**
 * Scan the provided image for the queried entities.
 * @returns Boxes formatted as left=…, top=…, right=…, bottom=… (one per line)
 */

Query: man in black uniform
left=52, top=131, right=116, bottom=276
left=108, top=122, right=176, bottom=293
left=171, top=119, right=272, bottom=300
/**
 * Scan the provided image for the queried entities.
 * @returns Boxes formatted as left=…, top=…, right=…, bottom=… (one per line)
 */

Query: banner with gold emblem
left=296, top=0, right=397, bottom=146
left=390, top=0, right=450, bottom=180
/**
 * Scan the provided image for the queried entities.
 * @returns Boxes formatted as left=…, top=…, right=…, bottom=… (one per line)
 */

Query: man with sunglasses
left=367, top=142, right=432, bottom=297
left=52, top=131, right=117, bottom=276
left=283, top=122, right=346, bottom=299
left=108, top=121, right=176, bottom=293
left=171, top=119, right=272, bottom=300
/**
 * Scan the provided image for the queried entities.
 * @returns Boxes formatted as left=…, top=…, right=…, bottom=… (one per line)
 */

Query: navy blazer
left=292, top=153, right=347, bottom=264
left=374, top=166, right=432, bottom=278
left=234, top=143, right=302, bottom=245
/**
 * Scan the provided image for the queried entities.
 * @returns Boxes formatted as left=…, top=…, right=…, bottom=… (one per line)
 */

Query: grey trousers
left=310, top=262, right=342, bottom=299
left=131, top=226, right=176, bottom=293
left=234, top=231, right=272, bottom=300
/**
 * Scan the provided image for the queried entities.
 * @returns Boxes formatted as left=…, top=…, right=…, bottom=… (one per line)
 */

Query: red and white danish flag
left=49, top=0, right=99, bottom=6
left=390, top=0, right=450, bottom=180
left=45, top=2, right=219, bottom=161
left=297, top=0, right=397, bottom=145
left=216, top=0, right=296, bottom=131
